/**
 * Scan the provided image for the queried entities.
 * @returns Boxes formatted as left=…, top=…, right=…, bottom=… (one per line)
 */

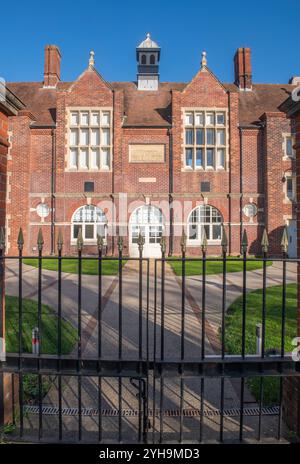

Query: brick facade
left=5, top=40, right=298, bottom=257
left=281, top=89, right=300, bottom=435
left=0, top=83, right=24, bottom=426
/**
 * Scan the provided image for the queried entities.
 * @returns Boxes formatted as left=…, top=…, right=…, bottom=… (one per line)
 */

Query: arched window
left=188, top=205, right=222, bottom=243
left=150, top=54, right=155, bottom=65
left=71, top=205, right=107, bottom=242
left=141, top=54, right=147, bottom=65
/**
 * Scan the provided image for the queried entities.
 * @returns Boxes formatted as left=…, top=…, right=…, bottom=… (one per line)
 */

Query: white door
left=129, top=206, right=163, bottom=258
left=287, top=219, right=297, bottom=258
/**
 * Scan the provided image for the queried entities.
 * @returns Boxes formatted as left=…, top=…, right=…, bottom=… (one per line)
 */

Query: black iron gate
left=0, top=226, right=300, bottom=443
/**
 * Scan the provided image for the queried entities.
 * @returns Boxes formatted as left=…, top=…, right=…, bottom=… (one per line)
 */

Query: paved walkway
left=4, top=258, right=297, bottom=443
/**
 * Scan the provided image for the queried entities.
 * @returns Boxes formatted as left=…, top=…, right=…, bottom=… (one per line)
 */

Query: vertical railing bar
left=220, top=377, right=225, bottom=442
left=37, top=233, right=43, bottom=441
left=179, top=372, right=183, bottom=443
left=221, top=250, right=227, bottom=359
left=241, top=249, right=247, bottom=359
left=281, top=254, right=287, bottom=357
left=258, top=376, right=263, bottom=441
left=118, top=238, right=123, bottom=444
left=181, top=242, right=186, bottom=362
left=152, top=259, right=157, bottom=444
left=38, top=373, right=42, bottom=440
left=161, top=253, right=165, bottom=362
left=239, top=377, right=245, bottom=442
left=98, top=242, right=102, bottom=443
left=145, top=258, right=150, bottom=444
left=11, top=374, right=15, bottom=426
left=201, top=250, right=206, bottom=360
left=159, top=239, right=166, bottom=445
left=57, top=245, right=62, bottom=441
left=146, top=258, right=150, bottom=363
left=77, top=244, right=82, bottom=442
left=199, top=377, right=204, bottom=443
left=261, top=253, right=267, bottom=359
left=18, top=239, right=24, bottom=437
left=277, top=376, right=283, bottom=440
left=138, top=245, right=143, bottom=443
left=159, top=376, right=164, bottom=444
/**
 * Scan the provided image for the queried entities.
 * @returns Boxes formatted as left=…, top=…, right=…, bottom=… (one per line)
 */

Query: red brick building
left=0, top=82, right=24, bottom=425
left=5, top=35, right=299, bottom=257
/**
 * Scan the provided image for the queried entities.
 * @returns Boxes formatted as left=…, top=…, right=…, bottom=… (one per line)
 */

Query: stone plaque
left=129, top=144, right=165, bottom=163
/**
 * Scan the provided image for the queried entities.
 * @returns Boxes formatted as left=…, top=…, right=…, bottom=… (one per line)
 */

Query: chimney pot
left=234, top=47, right=252, bottom=90
left=44, top=45, right=61, bottom=88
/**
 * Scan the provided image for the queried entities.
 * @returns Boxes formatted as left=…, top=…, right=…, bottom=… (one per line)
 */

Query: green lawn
left=23, top=258, right=126, bottom=276
left=224, top=283, right=297, bottom=405
left=5, top=295, right=77, bottom=354
left=5, top=295, right=77, bottom=407
left=168, top=256, right=273, bottom=276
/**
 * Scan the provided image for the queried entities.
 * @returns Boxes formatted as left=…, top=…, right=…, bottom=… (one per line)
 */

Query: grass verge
left=6, top=295, right=77, bottom=405
left=23, top=257, right=126, bottom=275
left=224, top=283, right=297, bottom=405
left=168, top=256, right=273, bottom=276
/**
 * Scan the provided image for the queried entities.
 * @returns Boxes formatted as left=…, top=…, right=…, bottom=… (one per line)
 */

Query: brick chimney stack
left=43, top=45, right=61, bottom=88
left=234, top=47, right=252, bottom=90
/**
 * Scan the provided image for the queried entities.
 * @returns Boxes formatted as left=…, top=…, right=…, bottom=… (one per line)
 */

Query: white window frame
left=67, top=107, right=113, bottom=172
left=182, top=109, right=228, bottom=171
left=282, top=134, right=296, bottom=159
left=285, top=174, right=296, bottom=202
left=187, top=205, right=223, bottom=246
left=71, top=205, right=107, bottom=245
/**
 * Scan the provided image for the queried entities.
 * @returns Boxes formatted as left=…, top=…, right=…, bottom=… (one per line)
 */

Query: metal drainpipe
left=239, top=126, right=243, bottom=253
left=168, top=127, right=173, bottom=256
left=50, top=127, right=56, bottom=255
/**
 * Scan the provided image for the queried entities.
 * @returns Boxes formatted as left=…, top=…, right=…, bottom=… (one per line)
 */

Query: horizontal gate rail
left=2, top=355, right=300, bottom=378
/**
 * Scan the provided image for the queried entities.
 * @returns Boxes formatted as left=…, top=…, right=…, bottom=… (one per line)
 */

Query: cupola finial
left=89, top=50, right=95, bottom=68
left=201, top=51, right=207, bottom=68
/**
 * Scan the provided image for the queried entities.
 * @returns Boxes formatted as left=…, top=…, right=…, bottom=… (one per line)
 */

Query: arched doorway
left=129, top=205, right=163, bottom=257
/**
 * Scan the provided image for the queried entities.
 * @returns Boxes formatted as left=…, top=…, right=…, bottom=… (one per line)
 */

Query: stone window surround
left=283, top=170, right=296, bottom=203
left=181, top=107, right=229, bottom=172
left=66, top=107, right=113, bottom=172
left=282, top=132, right=296, bottom=160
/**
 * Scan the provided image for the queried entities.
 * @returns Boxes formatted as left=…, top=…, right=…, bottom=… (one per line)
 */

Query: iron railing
left=0, top=225, right=299, bottom=443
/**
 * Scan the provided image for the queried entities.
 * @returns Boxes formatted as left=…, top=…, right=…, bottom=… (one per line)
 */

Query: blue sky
left=2, top=0, right=299, bottom=84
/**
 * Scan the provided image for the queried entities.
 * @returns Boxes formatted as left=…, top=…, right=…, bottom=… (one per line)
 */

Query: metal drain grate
left=23, top=405, right=279, bottom=418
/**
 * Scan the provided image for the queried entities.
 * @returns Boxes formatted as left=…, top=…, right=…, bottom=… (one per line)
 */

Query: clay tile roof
left=6, top=80, right=296, bottom=128
left=111, top=82, right=186, bottom=126
left=236, top=84, right=295, bottom=126
left=6, top=82, right=57, bottom=126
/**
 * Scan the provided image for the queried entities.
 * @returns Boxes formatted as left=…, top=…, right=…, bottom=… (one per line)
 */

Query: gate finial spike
left=37, top=228, right=44, bottom=251
left=117, top=236, right=123, bottom=253
left=17, top=227, right=24, bottom=251
left=241, top=229, right=248, bottom=254
left=221, top=224, right=228, bottom=254
left=160, top=235, right=166, bottom=255
left=201, top=226, right=207, bottom=253
left=57, top=228, right=63, bottom=252
left=281, top=226, right=289, bottom=254
left=97, top=234, right=104, bottom=251
left=0, top=227, right=5, bottom=251
left=180, top=229, right=187, bottom=254
left=76, top=227, right=84, bottom=251
left=137, top=232, right=145, bottom=253
left=261, top=228, right=269, bottom=254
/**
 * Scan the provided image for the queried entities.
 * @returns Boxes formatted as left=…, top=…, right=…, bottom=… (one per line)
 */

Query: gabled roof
left=6, top=80, right=296, bottom=127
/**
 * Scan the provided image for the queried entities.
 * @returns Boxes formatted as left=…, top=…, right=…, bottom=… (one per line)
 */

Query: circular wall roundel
left=36, top=203, right=50, bottom=218
left=243, top=203, right=257, bottom=218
